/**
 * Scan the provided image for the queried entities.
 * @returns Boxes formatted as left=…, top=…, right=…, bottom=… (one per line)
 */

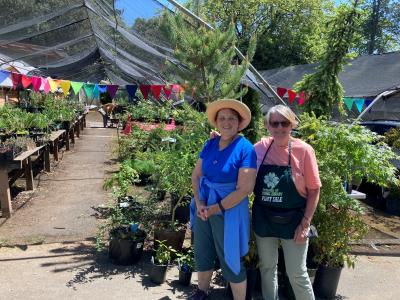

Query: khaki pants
left=255, top=234, right=314, bottom=300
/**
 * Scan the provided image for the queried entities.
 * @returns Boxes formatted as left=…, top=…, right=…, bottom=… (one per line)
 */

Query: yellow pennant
left=48, top=78, right=60, bottom=93
left=60, top=80, right=71, bottom=96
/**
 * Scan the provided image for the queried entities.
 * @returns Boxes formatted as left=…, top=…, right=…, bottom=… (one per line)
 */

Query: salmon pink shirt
left=254, top=137, right=321, bottom=198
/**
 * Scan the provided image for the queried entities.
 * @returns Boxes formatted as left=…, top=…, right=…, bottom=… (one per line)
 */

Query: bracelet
left=217, top=201, right=225, bottom=214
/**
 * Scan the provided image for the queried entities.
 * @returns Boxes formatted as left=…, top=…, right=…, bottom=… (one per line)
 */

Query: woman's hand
left=205, top=204, right=219, bottom=218
left=294, top=220, right=309, bottom=244
left=196, top=201, right=207, bottom=221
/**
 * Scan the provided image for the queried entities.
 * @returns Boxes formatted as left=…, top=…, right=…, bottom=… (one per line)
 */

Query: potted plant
left=384, top=178, right=400, bottom=216
left=150, top=239, right=175, bottom=284
left=297, top=113, right=398, bottom=298
left=176, top=247, right=195, bottom=286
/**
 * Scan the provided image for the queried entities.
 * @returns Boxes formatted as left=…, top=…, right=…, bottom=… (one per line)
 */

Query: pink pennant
left=31, top=76, right=42, bottom=92
left=277, top=87, right=287, bottom=98
left=43, top=78, right=51, bottom=94
left=107, top=85, right=119, bottom=99
left=287, top=89, right=297, bottom=104
left=150, top=85, right=163, bottom=100
left=11, top=73, right=22, bottom=89
left=298, top=91, right=305, bottom=106
left=21, top=75, right=32, bottom=89
left=140, top=85, right=151, bottom=99
left=163, top=85, right=173, bottom=99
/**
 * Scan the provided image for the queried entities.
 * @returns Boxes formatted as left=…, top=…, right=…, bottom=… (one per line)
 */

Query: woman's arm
left=294, top=187, right=320, bottom=244
left=206, top=167, right=257, bottom=217
left=191, top=159, right=207, bottom=220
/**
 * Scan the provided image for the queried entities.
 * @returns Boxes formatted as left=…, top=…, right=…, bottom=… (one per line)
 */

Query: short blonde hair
left=265, top=105, right=298, bottom=128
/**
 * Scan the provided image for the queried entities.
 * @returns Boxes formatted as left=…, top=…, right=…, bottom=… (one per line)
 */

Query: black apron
left=252, top=139, right=306, bottom=239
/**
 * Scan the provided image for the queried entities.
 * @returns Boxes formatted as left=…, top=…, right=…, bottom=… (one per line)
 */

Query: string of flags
left=276, top=87, right=306, bottom=106
left=0, top=70, right=183, bottom=101
left=342, top=97, right=373, bottom=113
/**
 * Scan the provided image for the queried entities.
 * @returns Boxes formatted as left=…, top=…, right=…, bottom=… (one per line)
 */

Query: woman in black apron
left=253, top=105, right=321, bottom=300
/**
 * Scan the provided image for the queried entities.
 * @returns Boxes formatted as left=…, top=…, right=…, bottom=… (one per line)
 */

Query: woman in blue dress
left=190, top=99, right=257, bottom=300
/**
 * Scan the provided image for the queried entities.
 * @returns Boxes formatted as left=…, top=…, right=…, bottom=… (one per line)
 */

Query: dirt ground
left=0, top=111, right=400, bottom=299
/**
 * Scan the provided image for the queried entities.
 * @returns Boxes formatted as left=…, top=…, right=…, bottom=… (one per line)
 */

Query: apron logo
left=264, top=172, right=280, bottom=189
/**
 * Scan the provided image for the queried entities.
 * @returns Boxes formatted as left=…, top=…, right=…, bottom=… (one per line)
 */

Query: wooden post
left=53, top=139, right=59, bottom=161
left=70, top=127, right=75, bottom=145
left=24, top=157, right=34, bottom=190
left=0, top=169, right=12, bottom=218
left=76, top=121, right=80, bottom=138
left=44, top=145, right=51, bottom=172
left=65, top=130, right=70, bottom=151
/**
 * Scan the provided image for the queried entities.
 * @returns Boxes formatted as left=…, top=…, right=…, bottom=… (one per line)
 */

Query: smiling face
left=266, top=112, right=293, bottom=141
left=215, top=108, right=240, bottom=139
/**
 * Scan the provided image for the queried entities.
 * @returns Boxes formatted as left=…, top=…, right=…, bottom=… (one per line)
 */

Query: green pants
left=194, top=215, right=246, bottom=283
left=255, top=234, right=314, bottom=300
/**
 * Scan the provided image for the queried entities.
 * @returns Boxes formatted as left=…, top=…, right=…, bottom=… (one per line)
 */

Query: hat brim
left=206, top=99, right=251, bottom=131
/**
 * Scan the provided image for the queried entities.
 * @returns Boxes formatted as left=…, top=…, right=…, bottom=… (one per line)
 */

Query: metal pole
left=164, top=0, right=289, bottom=109
left=354, top=90, right=399, bottom=122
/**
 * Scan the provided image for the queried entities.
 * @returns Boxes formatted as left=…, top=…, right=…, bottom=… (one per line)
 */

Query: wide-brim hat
left=206, top=99, right=251, bottom=131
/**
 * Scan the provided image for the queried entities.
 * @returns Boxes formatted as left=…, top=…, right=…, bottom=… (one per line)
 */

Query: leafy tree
left=241, top=87, right=262, bottom=144
left=163, top=13, right=256, bottom=103
left=295, top=1, right=362, bottom=118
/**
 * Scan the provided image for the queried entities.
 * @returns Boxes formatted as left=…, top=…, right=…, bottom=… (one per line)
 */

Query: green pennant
left=354, top=98, right=365, bottom=113
left=83, top=84, right=94, bottom=99
left=71, top=81, right=84, bottom=95
left=343, top=97, right=354, bottom=110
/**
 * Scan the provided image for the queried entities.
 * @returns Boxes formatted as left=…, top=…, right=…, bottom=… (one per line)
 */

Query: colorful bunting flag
left=277, top=87, right=287, bottom=98
left=343, top=97, right=354, bottom=110
left=298, top=91, right=305, bottom=106
left=42, top=78, right=51, bottom=94
left=365, top=99, right=373, bottom=108
left=126, top=85, right=138, bottom=98
left=355, top=98, right=365, bottom=113
left=150, top=85, right=163, bottom=100
left=71, top=81, right=84, bottom=95
left=107, top=85, right=119, bottom=99
left=31, top=76, right=42, bottom=92
left=98, top=85, right=107, bottom=93
left=287, top=89, right=297, bottom=104
left=140, top=85, right=151, bottom=99
left=21, top=75, right=32, bottom=89
left=83, top=84, right=94, bottom=99
left=93, top=84, right=100, bottom=99
left=163, top=85, right=173, bottom=99
left=48, top=78, right=60, bottom=93
left=11, top=73, right=22, bottom=89
left=0, top=70, right=11, bottom=87
left=59, top=80, right=71, bottom=96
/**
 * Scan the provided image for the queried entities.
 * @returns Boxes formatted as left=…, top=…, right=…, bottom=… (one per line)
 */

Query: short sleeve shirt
left=200, top=136, right=257, bottom=183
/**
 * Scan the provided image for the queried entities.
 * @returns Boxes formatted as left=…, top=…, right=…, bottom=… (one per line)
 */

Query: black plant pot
left=386, top=197, right=400, bottom=216
left=150, top=262, right=168, bottom=284
left=313, top=264, right=343, bottom=299
left=108, top=231, right=146, bottom=265
left=171, top=193, right=191, bottom=224
left=62, top=121, right=71, bottom=131
left=178, top=270, right=192, bottom=286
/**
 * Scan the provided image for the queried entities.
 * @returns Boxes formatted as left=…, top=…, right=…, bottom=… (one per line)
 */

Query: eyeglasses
left=269, top=121, right=291, bottom=128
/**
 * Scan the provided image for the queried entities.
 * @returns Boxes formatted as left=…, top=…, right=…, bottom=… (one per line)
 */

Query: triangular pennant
left=150, top=85, right=163, bottom=100
left=92, top=84, right=100, bottom=99
left=139, top=85, right=151, bottom=99
left=43, top=78, right=51, bottom=94
left=277, top=87, right=287, bottom=98
left=107, top=85, right=119, bottom=99
left=298, top=91, right=305, bottom=106
left=31, top=76, right=42, bottom=92
left=83, top=84, right=94, bottom=99
left=365, top=99, right=373, bottom=108
left=98, top=85, right=107, bottom=93
left=287, top=89, right=297, bottom=104
left=11, top=73, right=22, bottom=89
left=354, top=98, right=365, bottom=113
left=0, top=70, right=9, bottom=84
left=48, top=78, right=60, bottom=93
left=126, top=85, right=138, bottom=98
left=343, top=97, right=354, bottom=110
left=163, top=85, right=173, bottom=99
left=21, top=75, right=32, bottom=89
left=59, top=80, right=71, bottom=96
left=70, top=81, right=84, bottom=94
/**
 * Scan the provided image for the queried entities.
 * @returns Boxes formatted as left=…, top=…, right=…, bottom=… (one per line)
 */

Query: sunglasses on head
left=269, top=121, right=291, bottom=128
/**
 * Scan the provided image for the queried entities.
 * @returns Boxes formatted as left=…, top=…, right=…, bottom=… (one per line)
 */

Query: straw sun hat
left=206, top=99, right=251, bottom=131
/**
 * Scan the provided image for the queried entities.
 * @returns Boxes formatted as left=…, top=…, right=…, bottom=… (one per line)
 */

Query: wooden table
left=0, top=145, right=47, bottom=218
left=47, top=130, right=66, bottom=161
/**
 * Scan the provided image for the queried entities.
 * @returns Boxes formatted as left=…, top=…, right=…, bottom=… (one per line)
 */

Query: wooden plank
left=0, top=169, right=12, bottom=218
left=13, top=145, right=45, bottom=162
left=44, top=145, right=50, bottom=172
left=48, top=130, right=66, bottom=142
left=24, top=157, right=34, bottom=190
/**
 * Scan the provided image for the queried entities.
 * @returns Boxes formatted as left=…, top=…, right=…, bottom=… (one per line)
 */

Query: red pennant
left=277, top=87, right=287, bottom=98
left=298, top=91, right=305, bottom=106
left=11, top=73, right=22, bottom=89
left=150, top=85, right=163, bottom=100
left=31, top=76, right=42, bottom=92
left=140, top=85, right=151, bottom=99
left=163, top=85, right=173, bottom=99
left=21, top=75, right=32, bottom=89
left=287, top=89, right=297, bottom=104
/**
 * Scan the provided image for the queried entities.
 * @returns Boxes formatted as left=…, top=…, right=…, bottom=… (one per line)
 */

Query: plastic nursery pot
left=150, top=261, right=168, bottom=284
left=313, top=264, right=343, bottom=299
left=108, top=229, right=146, bottom=265
left=178, top=270, right=192, bottom=286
